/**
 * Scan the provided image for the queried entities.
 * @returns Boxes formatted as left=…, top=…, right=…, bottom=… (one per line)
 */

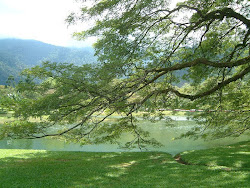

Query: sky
left=0, top=0, right=95, bottom=47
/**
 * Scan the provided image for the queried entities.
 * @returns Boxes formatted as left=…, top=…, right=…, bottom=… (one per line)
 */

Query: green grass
left=0, top=141, right=249, bottom=187
left=181, top=140, right=250, bottom=170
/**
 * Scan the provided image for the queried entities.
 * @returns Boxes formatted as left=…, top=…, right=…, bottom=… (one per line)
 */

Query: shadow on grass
left=0, top=145, right=249, bottom=187
left=181, top=140, right=250, bottom=169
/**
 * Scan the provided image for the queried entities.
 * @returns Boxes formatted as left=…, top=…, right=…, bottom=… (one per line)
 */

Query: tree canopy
left=0, top=0, right=249, bottom=148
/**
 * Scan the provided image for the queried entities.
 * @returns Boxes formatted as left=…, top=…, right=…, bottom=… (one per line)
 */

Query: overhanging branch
left=152, top=56, right=250, bottom=73
left=158, top=65, right=250, bottom=100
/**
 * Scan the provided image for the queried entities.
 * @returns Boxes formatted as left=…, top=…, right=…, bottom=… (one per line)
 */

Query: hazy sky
left=0, top=0, right=95, bottom=47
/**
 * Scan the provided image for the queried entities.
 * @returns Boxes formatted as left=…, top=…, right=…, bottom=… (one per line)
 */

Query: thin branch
left=27, top=121, right=85, bottom=139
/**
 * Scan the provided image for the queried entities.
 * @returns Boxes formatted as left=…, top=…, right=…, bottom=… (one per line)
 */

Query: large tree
left=0, top=0, right=249, bottom=148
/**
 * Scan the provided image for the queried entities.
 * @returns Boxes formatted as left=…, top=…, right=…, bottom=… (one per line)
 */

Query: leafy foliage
left=0, top=0, right=249, bottom=148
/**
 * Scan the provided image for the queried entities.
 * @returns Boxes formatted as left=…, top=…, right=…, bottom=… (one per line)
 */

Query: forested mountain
left=0, top=39, right=96, bottom=85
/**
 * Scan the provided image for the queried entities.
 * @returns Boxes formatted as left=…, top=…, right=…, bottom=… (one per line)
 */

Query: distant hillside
left=0, top=39, right=97, bottom=85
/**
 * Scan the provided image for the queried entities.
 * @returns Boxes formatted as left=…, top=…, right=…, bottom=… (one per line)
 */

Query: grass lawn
left=0, top=141, right=249, bottom=187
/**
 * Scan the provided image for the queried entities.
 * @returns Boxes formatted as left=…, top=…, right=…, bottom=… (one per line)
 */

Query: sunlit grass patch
left=0, top=149, right=47, bottom=159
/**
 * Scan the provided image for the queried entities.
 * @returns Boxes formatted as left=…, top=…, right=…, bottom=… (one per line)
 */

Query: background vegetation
left=0, top=39, right=96, bottom=85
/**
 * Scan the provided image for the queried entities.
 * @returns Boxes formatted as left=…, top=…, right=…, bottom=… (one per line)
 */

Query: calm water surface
left=0, top=116, right=248, bottom=155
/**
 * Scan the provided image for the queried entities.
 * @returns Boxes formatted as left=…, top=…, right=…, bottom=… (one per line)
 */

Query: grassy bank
left=0, top=141, right=249, bottom=187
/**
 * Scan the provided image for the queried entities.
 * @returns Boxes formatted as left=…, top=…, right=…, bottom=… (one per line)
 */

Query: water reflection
left=0, top=118, right=248, bottom=155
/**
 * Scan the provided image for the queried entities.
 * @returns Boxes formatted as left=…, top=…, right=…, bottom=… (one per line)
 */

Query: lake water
left=0, top=116, right=248, bottom=155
